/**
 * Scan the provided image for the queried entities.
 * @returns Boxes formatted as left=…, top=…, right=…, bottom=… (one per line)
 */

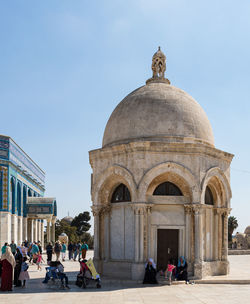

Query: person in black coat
left=143, top=258, right=158, bottom=284
left=46, top=242, right=53, bottom=263
left=14, top=248, right=22, bottom=287
left=176, top=256, right=188, bottom=283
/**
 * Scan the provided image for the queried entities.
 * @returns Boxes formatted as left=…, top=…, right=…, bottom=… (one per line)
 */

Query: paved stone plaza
left=1, top=251, right=250, bottom=304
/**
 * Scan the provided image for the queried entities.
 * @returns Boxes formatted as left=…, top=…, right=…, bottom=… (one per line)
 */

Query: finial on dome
left=146, top=47, right=170, bottom=85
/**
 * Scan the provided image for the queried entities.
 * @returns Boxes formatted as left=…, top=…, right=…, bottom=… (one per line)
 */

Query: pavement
left=0, top=251, right=250, bottom=304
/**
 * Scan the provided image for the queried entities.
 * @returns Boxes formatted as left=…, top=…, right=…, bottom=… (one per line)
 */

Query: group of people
left=143, top=256, right=189, bottom=285
left=0, top=241, right=37, bottom=291
left=45, top=241, right=89, bottom=263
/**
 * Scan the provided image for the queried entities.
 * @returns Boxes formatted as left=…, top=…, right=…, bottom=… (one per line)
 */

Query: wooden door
left=157, top=229, right=179, bottom=271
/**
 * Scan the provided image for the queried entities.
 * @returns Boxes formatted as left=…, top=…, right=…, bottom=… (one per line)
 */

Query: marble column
left=28, top=218, right=34, bottom=242
left=18, top=216, right=23, bottom=245
left=47, top=219, right=51, bottom=243
left=41, top=220, right=44, bottom=249
left=37, top=220, right=41, bottom=242
left=51, top=217, right=56, bottom=243
left=23, top=217, right=28, bottom=241
left=184, top=205, right=192, bottom=261
left=11, top=214, right=18, bottom=243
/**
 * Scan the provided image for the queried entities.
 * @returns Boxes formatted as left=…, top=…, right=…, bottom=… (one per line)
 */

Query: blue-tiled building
left=0, top=135, right=57, bottom=248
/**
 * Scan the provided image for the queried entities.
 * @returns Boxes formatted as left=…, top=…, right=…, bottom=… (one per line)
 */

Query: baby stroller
left=76, top=259, right=101, bottom=289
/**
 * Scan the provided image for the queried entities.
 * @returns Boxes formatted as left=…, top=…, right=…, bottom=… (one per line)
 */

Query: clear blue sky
left=0, top=1, right=250, bottom=233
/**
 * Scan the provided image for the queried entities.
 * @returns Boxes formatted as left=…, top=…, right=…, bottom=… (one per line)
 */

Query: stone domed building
left=89, top=48, right=234, bottom=279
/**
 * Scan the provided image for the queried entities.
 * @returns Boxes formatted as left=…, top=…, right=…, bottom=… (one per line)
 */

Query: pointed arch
left=138, top=162, right=200, bottom=202
left=201, top=167, right=232, bottom=207
left=92, top=165, right=137, bottom=204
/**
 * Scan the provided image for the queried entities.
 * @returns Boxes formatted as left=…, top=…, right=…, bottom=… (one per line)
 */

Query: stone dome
left=244, top=226, right=250, bottom=234
left=103, top=81, right=214, bottom=147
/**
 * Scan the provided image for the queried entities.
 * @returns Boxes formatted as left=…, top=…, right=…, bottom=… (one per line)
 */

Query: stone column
left=222, top=209, right=230, bottom=261
left=139, top=207, right=145, bottom=262
left=23, top=217, right=28, bottom=241
left=214, top=208, right=219, bottom=260
left=146, top=206, right=153, bottom=259
left=91, top=205, right=102, bottom=261
left=38, top=220, right=41, bottom=242
left=101, top=205, right=111, bottom=261
left=41, top=220, right=44, bottom=249
left=184, top=205, right=192, bottom=261
left=47, top=219, right=51, bottom=243
left=193, top=205, right=203, bottom=279
left=134, top=207, right=140, bottom=262
left=218, top=210, right=222, bottom=260
left=51, top=217, right=56, bottom=243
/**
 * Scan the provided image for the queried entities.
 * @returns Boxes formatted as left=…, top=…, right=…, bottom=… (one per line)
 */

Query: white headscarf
left=1, top=246, right=16, bottom=268
left=145, top=258, right=156, bottom=269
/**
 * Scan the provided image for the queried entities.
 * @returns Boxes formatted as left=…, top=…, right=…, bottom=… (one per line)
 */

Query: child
left=36, top=252, right=44, bottom=270
left=19, top=257, right=30, bottom=288
left=165, top=259, right=176, bottom=285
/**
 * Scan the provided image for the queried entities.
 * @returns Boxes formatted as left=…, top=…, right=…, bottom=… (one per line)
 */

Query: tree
left=71, top=211, right=91, bottom=236
left=228, top=216, right=238, bottom=242
left=55, top=219, right=78, bottom=243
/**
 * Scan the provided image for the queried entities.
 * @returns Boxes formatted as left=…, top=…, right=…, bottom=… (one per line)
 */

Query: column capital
left=91, top=205, right=102, bottom=216
left=184, top=204, right=193, bottom=214
left=101, top=204, right=112, bottom=215
left=214, top=207, right=231, bottom=216
left=192, top=204, right=203, bottom=215
left=130, top=203, right=152, bottom=215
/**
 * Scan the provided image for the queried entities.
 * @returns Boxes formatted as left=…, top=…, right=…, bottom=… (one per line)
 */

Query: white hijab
left=145, top=258, right=156, bottom=269
left=1, top=246, right=16, bottom=268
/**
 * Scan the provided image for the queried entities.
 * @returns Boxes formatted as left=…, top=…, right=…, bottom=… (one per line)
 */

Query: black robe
left=176, top=262, right=188, bottom=282
left=14, top=251, right=22, bottom=287
left=143, top=264, right=158, bottom=284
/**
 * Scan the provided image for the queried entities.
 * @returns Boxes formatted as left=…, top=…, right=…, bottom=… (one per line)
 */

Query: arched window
left=153, top=181, right=183, bottom=196
left=28, top=189, right=32, bottom=197
left=111, top=184, right=131, bottom=203
left=17, top=182, right=22, bottom=216
left=205, top=186, right=214, bottom=205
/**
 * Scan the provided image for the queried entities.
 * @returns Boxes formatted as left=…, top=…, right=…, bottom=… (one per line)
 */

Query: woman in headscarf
left=0, top=246, right=16, bottom=291
left=143, top=258, right=158, bottom=284
left=14, top=247, right=23, bottom=287
left=176, top=256, right=188, bottom=283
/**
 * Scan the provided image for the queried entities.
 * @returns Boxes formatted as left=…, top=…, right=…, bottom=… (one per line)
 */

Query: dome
left=61, top=216, right=73, bottom=224
left=244, top=226, right=250, bottom=234
left=103, top=82, right=214, bottom=147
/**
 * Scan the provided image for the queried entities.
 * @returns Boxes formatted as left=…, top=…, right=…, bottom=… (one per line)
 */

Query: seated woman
left=143, top=258, right=158, bottom=284
left=176, top=256, right=188, bottom=283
